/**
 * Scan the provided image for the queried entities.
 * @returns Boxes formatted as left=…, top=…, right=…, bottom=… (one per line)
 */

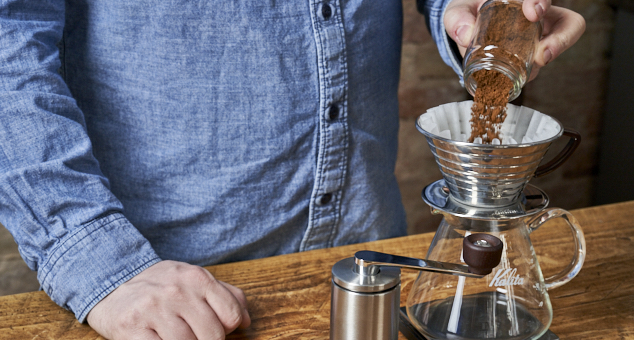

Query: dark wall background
left=594, top=5, right=634, bottom=205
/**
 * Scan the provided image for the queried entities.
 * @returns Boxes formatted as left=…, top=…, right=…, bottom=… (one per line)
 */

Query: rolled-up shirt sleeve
left=0, top=1, right=160, bottom=322
left=418, top=0, right=465, bottom=84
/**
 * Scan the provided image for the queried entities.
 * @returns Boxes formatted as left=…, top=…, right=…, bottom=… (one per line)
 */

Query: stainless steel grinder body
left=330, top=257, right=401, bottom=340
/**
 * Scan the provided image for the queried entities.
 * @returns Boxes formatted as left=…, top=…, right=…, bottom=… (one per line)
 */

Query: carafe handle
left=527, top=208, right=586, bottom=290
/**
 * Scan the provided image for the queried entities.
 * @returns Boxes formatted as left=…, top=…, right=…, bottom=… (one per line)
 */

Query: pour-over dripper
left=416, top=101, right=580, bottom=207
left=410, top=102, right=585, bottom=340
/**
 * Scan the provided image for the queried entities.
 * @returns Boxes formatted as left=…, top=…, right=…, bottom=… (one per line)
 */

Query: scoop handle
left=534, top=128, right=581, bottom=178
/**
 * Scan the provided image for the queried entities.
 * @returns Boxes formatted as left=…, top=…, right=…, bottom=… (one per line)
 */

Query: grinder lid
left=331, top=257, right=400, bottom=293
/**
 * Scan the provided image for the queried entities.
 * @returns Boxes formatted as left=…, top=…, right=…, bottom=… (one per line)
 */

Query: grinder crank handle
left=355, top=234, right=503, bottom=278
left=355, top=251, right=483, bottom=278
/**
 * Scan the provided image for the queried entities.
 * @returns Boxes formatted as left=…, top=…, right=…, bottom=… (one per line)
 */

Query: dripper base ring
left=422, top=179, right=549, bottom=220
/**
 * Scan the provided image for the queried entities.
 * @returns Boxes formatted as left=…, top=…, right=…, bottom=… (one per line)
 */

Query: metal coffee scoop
left=330, top=233, right=503, bottom=340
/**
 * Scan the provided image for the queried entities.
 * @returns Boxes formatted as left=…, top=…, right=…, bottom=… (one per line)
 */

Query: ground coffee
left=468, top=70, right=512, bottom=143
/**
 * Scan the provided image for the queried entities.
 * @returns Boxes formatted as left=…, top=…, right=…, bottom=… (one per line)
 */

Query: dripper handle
left=534, top=128, right=581, bottom=178
left=527, top=208, right=586, bottom=290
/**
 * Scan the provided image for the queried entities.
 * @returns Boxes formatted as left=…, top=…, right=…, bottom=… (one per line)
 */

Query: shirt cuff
left=37, top=213, right=161, bottom=322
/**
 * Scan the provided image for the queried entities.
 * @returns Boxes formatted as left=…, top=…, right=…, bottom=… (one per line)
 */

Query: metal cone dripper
left=415, top=101, right=580, bottom=209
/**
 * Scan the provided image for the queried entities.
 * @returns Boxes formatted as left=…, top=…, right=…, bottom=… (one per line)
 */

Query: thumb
left=444, top=0, right=479, bottom=48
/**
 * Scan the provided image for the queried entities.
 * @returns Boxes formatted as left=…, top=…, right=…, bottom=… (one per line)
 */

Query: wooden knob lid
left=463, top=233, right=503, bottom=275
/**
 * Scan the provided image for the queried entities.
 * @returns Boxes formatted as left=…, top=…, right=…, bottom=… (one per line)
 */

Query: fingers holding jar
left=444, top=0, right=586, bottom=83
left=536, top=6, right=586, bottom=65
left=521, top=0, right=552, bottom=22
left=527, top=5, right=586, bottom=81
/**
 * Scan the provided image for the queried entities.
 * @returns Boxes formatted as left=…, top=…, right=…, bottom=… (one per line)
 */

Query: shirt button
left=322, top=4, right=332, bottom=20
left=319, top=193, right=333, bottom=205
left=328, top=105, right=339, bottom=120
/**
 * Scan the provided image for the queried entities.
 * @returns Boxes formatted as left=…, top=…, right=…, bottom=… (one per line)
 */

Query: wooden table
left=1, top=201, right=633, bottom=339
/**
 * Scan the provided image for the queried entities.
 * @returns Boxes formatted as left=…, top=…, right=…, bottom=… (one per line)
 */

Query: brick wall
left=396, top=0, right=615, bottom=234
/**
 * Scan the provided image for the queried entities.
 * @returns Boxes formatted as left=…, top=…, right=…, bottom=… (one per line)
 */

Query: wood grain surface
left=1, top=201, right=633, bottom=339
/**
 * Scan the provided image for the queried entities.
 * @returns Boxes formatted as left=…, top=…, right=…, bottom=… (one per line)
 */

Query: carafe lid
left=422, top=179, right=548, bottom=220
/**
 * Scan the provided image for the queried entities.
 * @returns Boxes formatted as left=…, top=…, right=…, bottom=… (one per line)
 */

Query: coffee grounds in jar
left=468, top=69, right=513, bottom=143
left=466, top=0, right=539, bottom=143
left=469, top=0, right=538, bottom=73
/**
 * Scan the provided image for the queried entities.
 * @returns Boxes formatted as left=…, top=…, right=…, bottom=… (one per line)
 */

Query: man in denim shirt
left=0, top=0, right=584, bottom=338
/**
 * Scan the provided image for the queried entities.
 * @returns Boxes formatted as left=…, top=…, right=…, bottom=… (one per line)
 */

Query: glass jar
left=463, top=0, right=542, bottom=101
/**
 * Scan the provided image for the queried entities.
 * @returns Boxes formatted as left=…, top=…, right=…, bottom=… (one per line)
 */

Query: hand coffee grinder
left=330, top=233, right=503, bottom=340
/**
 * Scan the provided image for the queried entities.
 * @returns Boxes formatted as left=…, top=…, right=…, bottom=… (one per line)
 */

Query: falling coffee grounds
left=468, top=69, right=513, bottom=143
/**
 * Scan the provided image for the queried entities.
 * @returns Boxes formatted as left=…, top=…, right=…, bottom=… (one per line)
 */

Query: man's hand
left=87, top=260, right=251, bottom=340
left=444, top=0, right=586, bottom=80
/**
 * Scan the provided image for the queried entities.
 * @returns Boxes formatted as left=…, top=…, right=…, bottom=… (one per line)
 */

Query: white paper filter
left=417, top=101, right=560, bottom=144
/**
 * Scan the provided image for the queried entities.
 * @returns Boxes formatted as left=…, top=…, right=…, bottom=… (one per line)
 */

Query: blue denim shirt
left=0, top=0, right=457, bottom=322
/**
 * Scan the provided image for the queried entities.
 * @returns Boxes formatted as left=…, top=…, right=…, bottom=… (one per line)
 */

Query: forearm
left=0, top=0, right=160, bottom=322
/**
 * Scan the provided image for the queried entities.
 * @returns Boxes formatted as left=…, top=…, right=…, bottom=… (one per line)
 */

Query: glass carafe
left=407, top=208, right=585, bottom=340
